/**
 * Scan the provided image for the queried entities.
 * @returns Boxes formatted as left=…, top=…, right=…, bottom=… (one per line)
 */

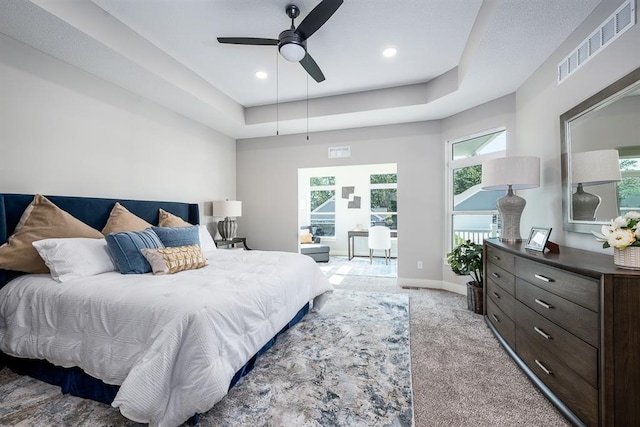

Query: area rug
left=0, top=290, right=412, bottom=427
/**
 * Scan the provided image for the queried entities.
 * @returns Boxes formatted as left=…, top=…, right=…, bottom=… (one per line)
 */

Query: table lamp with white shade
left=571, top=149, right=621, bottom=221
left=481, top=156, right=541, bottom=242
left=212, top=200, right=242, bottom=240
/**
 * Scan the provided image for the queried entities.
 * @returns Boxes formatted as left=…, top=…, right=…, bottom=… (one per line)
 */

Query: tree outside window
left=370, top=173, right=397, bottom=229
left=310, top=176, right=335, bottom=237
left=618, top=158, right=640, bottom=213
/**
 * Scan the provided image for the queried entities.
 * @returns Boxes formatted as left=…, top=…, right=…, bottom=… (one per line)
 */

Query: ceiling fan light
left=279, top=43, right=306, bottom=62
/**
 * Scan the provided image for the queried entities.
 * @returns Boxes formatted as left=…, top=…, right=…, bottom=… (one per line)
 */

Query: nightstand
left=214, top=237, right=251, bottom=250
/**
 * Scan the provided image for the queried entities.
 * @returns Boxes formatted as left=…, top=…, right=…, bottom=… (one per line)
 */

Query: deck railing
left=453, top=229, right=497, bottom=245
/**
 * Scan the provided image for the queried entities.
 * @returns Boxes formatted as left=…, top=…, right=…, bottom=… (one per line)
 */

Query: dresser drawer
left=486, top=263, right=515, bottom=296
left=486, top=246, right=515, bottom=273
left=516, top=278, right=598, bottom=347
left=516, top=257, right=599, bottom=312
left=487, top=298, right=515, bottom=349
left=517, top=332, right=598, bottom=427
left=515, top=300, right=598, bottom=388
left=487, top=278, right=515, bottom=320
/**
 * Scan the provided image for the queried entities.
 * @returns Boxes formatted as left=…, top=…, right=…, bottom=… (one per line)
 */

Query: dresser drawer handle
left=492, top=272, right=501, bottom=279
left=492, top=291, right=500, bottom=299
left=534, top=326, right=551, bottom=340
left=534, top=298, right=553, bottom=309
left=534, top=274, right=553, bottom=283
left=491, top=313, right=501, bottom=323
left=535, top=359, right=553, bottom=375
left=493, top=255, right=501, bottom=261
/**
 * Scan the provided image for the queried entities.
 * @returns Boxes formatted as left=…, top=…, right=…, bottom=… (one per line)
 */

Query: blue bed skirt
left=1, top=302, right=310, bottom=423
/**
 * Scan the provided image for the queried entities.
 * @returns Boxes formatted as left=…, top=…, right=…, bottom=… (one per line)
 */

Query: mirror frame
left=561, top=65, right=640, bottom=234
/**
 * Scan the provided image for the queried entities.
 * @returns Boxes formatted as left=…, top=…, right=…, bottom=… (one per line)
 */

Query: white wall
left=515, top=0, right=640, bottom=252
left=298, top=163, right=398, bottom=257
left=0, top=33, right=236, bottom=225
left=236, top=121, right=443, bottom=285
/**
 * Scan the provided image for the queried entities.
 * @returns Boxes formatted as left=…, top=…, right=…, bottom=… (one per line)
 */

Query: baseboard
left=398, top=278, right=466, bottom=296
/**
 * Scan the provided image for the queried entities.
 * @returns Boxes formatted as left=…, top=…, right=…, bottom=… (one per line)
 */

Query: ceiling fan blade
left=300, top=53, right=326, bottom=83
left=217, top=37, right=278, bottom=46
left=295, top=0, right=343, bottom=41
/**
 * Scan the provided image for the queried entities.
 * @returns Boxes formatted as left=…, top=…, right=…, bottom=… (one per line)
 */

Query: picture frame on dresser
left=525, top=227, right=552, bottom=252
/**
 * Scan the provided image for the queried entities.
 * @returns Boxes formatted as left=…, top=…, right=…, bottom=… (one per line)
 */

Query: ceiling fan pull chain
left=276, top=49, right=279, bottom=136
left=306, top=73, right=309, bottom=141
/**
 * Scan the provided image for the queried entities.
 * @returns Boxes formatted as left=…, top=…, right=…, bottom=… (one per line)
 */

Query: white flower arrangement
left=593, top=211, right=640, bottom=250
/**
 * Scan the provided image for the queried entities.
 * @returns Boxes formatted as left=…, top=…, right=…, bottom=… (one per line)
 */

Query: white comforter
left=0, top=249, right=333, bottom=426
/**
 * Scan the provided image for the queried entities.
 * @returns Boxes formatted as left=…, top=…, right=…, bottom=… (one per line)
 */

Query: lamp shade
left=481, top=156, right=541, bottom=191
left=572, top=149, right=621, bottom=186
left=212, top=200, right=242, bottom=218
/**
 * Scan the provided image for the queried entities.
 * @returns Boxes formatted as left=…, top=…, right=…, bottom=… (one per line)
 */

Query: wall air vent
left=558, top=0, right=636, bottom=83
left=328, top=146, right=351, bottom=159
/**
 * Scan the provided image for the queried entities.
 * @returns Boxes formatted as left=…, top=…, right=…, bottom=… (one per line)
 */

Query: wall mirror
left=561, top=66, right=640, bottom=233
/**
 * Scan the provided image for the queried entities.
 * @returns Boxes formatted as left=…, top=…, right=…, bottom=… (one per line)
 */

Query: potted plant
left=446, top=240, right=484, bottom=314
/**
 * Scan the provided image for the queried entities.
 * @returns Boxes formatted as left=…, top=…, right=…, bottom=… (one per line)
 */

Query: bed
left=0, top=193, right=333, bottom=426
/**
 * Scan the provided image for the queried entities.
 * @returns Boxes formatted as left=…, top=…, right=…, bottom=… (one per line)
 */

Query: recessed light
left=383, top=47, right=397, bottom=58
left=255, top=71, right=268, bottom=79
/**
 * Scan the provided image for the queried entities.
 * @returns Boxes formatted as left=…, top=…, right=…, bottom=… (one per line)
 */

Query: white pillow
left=198, top=225, right=217, bottom=252
left=32, top=238, right=117, bottom=282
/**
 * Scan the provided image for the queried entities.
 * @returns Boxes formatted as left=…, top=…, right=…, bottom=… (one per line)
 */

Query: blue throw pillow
left=106, top=228, right=164, bottom=274
left=151, top=225, right=200, bottom=248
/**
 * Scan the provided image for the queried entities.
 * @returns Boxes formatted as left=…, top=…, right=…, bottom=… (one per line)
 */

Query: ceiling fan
left=217, top=0, right=343, bottom=83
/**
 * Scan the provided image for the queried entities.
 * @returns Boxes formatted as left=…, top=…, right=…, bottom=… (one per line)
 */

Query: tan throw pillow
left=300, top=232, right=313, bottom=244
left=158, top=209, right=192, bottom=227
left=0, top=194, right=103, bottom=273
left=141, top=245, right=208, bottom=275
left=102, top=202, right=151, bottom=235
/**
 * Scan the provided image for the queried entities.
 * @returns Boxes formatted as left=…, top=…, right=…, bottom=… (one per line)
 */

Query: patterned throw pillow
left=102, top=202, right=152, bottom=235
left=141, top=245, right=208, bottom=275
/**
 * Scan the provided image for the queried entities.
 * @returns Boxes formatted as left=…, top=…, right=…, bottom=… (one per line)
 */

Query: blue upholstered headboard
left=0, top=193, right=200, bottom=287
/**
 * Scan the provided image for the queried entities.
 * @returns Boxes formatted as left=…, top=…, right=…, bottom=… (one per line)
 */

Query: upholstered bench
left=300, top=243, right=330, bottom=263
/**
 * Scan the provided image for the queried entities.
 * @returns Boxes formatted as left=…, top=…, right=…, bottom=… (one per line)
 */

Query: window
left=619, top=156, right=640, bottom=214
left=370, top=173, right=397, bottom=230
left=448, top=129, right=506, bottom=249
left=310, top=176, right=335, bottom=237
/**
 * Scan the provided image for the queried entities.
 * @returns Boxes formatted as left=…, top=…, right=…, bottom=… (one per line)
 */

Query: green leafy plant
left=446, top=240, right=483, bottom=287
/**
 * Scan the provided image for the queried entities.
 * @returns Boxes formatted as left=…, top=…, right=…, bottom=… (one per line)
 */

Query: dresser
left=484, top=239, right=640, bottom=426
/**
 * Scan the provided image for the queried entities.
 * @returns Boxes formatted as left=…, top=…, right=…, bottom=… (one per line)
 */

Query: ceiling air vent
left=328, top=146, right=350, bottom=159
left=558, top=0, right=636, bottom=83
